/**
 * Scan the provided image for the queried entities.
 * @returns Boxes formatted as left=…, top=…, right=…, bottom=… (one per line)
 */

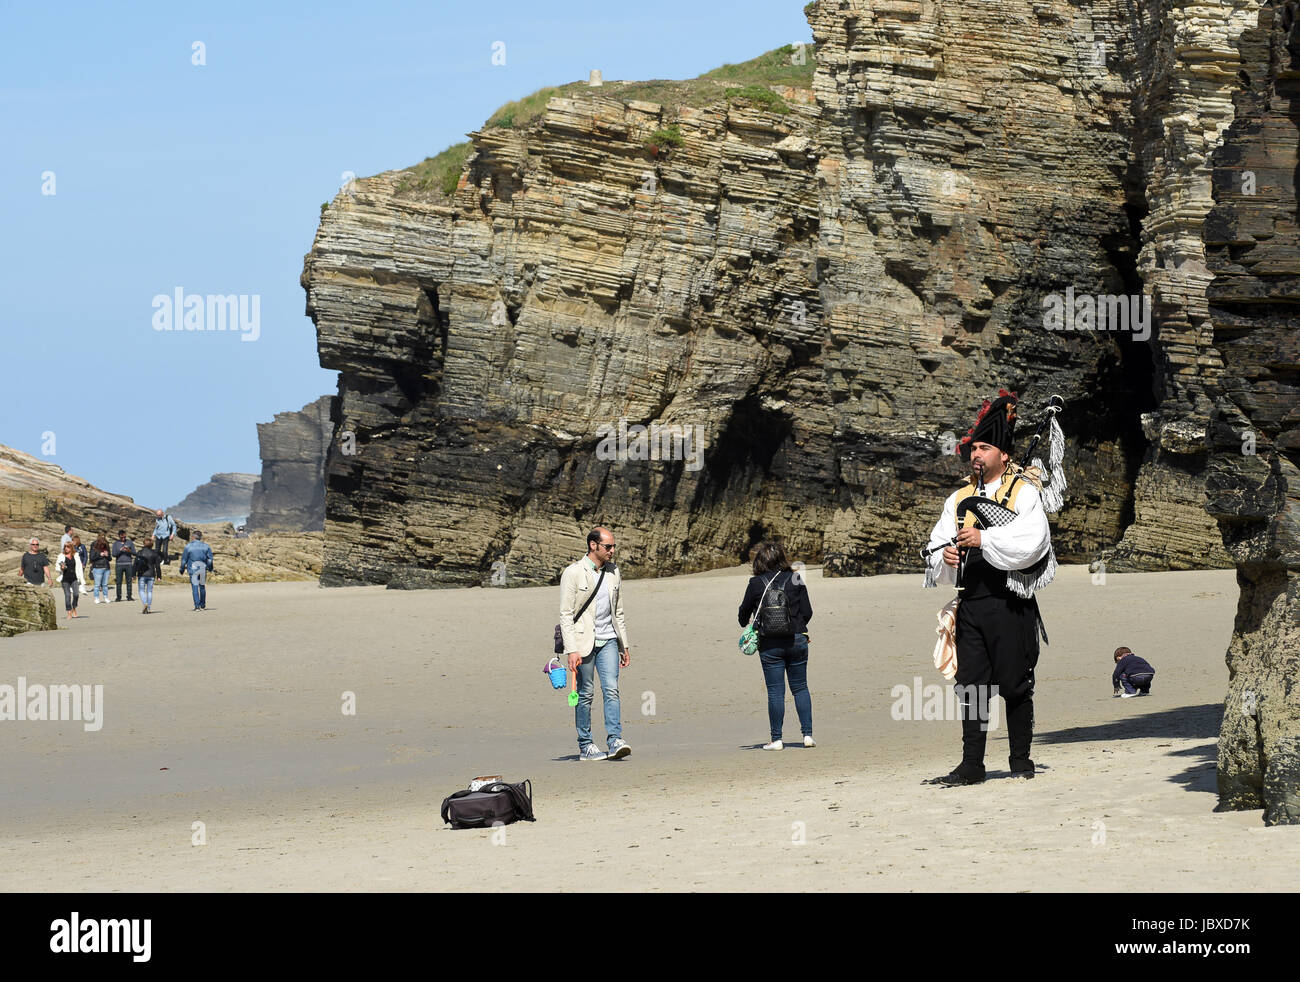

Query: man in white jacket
left=924, top=393, right=1053, bottom=786
left=559, top=527, right=631, bottom=761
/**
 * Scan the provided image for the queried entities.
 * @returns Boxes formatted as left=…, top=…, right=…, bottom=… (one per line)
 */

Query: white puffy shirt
left=925, top=473, right=1052, bottom=588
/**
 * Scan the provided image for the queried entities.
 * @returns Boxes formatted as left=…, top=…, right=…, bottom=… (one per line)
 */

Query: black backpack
left=441, top=780, right=536, bottom=829
left=756, top=571, right=795, bottom=638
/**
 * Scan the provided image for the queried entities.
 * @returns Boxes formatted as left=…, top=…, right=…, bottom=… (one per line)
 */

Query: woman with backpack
left=738, top=540, right=814, bottom=751
left=133, top=536, right=162, bottom=614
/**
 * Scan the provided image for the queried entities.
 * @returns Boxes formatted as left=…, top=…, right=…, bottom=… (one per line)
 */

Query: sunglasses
left=599, top=542, right=616, bottom=550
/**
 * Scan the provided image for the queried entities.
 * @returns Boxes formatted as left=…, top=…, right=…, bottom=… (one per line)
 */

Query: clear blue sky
left=1, top=0, right=813, bottom=509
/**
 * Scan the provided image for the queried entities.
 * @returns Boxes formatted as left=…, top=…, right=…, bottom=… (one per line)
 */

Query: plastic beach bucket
left=544, top=657, right=567, bottom=690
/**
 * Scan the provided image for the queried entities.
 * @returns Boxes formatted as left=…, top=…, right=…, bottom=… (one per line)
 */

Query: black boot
left=926, top=692, right=990, bottom=786
left=1007, top=695, right=1035, bottom=777
left=928, top=761, right=987, bottom=786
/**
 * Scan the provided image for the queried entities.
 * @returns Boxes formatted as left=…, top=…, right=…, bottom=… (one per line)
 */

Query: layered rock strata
left=246, top=396, right=332, bottom=532
left=301, top=0, right=1274, bottom=589
left=1203, top=0, right=1299, bottom=825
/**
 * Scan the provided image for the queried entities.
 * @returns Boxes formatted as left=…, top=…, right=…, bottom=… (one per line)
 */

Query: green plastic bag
left=740, top=572, right=782, bottom=656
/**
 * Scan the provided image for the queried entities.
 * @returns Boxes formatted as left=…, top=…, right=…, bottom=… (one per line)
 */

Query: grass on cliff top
left=396, top=43, right=816, bottom=196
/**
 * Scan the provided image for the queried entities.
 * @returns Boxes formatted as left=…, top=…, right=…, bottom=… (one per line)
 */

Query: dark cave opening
left=741, top=521, right=766, bottom=564
left=705, top=395, right=794, bottom=482
left=1101, top=200, right=1159, bottom=536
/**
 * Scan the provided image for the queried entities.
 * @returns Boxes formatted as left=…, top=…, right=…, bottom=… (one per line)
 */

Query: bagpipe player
left=922, top=391, right=1064, bottom=786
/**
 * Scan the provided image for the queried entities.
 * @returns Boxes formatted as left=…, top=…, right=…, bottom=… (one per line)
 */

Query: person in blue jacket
left=178, top=531, right=215, bottom=611
left=153, top=510, right=179, bottom=566
left=1112, top=646, right=1155, bottom=698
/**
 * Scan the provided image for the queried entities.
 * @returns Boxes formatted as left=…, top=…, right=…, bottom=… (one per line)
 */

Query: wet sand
left=1, top=564, right=1295, bottom=891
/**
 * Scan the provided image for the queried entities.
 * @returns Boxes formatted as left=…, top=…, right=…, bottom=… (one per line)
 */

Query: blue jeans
left=138, top=576, right=154, bottom=606
left=188, top=564, right=207, bottom=607
left=92, top=567, right=109, bottom=599
left=1120, top=672, right=1154, bottom=695
left=575, top=638, right=621, bottom=750
left=759, top=635, right=812, bottom=742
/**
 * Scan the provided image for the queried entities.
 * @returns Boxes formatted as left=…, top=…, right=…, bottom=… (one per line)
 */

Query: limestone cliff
left=1203, top=0, right=1299, bottom=826
left=246, top=396, right=332, bottom=532
left=302, top=2, right=1250, bottom=589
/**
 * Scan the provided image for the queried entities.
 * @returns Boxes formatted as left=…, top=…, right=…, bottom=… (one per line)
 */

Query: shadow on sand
left=1037, top=703, right=1222, bottom=794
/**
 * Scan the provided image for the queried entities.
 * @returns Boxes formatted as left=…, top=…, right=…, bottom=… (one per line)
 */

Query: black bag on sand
left=441, top=780, right=536, bottom=829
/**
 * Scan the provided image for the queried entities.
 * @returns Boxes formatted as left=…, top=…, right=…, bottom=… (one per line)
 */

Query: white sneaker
left=93, top=598, right=101, bottom=605
left=762, top=740, right=783, bottom=751
left=1120, top=691, right=1138, bottom=698
left=803, top=736, right=817, bottom=748
left=105, top=597, right=113, bottom=604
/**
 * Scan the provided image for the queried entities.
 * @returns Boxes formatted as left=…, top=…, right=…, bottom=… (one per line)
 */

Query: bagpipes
left=921, top=395, right=1067, bottom=599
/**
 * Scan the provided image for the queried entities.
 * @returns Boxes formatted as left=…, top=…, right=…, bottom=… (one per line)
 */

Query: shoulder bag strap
left=573, top=565, right=606, bottom=622
left=752, top=573, right=779, bottom=623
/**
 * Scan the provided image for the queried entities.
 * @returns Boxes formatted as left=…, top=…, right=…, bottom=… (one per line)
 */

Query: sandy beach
left=1, top=564, right=1295, bottom=892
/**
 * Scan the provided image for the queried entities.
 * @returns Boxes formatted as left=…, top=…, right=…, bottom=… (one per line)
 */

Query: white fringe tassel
left=1032, top=415, right=1068, bottom=513
left=1006, top=545, right=1057, bottom=598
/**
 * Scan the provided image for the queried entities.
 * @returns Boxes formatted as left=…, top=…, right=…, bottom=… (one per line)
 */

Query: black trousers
left=954, top=592, right=1040, bottom=770
left=115, top=566, right=134, bottom=600
left=158, top=536, right=171, bottom=563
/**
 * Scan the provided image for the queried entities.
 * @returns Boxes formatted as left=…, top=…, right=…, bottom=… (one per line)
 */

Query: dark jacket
left=1112, top=653, right=1155, bottom=687
left=89, top=544, right=113, bottom=570
left=111, top=538, right=136, bottom=567
left=738, top=570, right=813, bottom=638
left=133, top=547, right=162, bottom=579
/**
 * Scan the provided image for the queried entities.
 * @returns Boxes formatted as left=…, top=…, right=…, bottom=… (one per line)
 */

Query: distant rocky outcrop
left=246, top=396, right=333, bottom=532
left=1203, top=1, right=1299, bottom=826
left=301, top=1, right=1252, bottom=589
left=170, top=472, right=258, bottom=524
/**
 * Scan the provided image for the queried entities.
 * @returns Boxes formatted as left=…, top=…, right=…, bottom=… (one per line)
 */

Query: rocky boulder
left=0, top=579, right=57, bottom=637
